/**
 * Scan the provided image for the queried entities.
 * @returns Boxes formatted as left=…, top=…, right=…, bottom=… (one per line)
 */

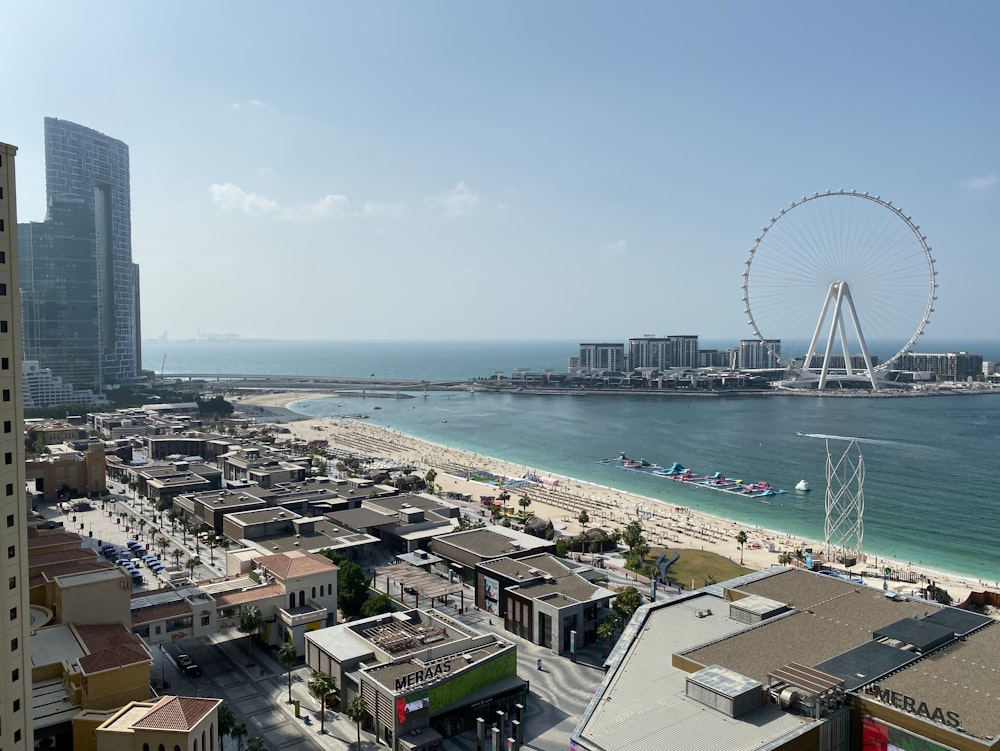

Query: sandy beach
left=237, top=391, right=985, bottom=606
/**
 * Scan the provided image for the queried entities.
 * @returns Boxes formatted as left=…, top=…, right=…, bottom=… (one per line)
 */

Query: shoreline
left=240, top=391, right=988, bottom=606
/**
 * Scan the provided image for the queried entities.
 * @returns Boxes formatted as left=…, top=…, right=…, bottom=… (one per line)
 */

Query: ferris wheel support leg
left=804, top=285, right=836, bottom=384
left=838, top=315, right=854, bottom=377
left=818, top=283, right=847, bottom=390
left=842, top=283, right=880, bottom=391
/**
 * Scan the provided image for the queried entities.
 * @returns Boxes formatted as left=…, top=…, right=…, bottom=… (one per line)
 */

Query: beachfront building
left=573, top=566, right=1000, bottom=751
left=476, top=553, right=614, bottom=654
left=0, top=139, right=33, bottom=751
left=217, top=445, right=309, bottom=487
left=84, top=695, right=221, bottom=751
left=737, top=338, right=782, bottom=370
left=428, top=527, right=555, bottom=585
left=18, top=118, right=140, bottom=388
left=894, top=352, right=984, bottom=382
left=220, top=505, right=378, bottom=561
left=22, top=360, right=107, bottom=408
left=576, top=343, right=626, bottom=372
left=305, top=609, right=528, bottom=749
left=145, top=433, right=236, bottom=462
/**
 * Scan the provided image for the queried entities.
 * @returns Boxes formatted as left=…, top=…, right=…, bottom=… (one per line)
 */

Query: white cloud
left=210, top=183, right=349, bottom=221
left=231, top=99, right=266, bottom=112
left=362, top=201, right=404, bottom=219
left=961, top=174, right=999, bottom=192
left=428, top=181, right=481, bottom=218
left=598, top=238, right=629, bottom=258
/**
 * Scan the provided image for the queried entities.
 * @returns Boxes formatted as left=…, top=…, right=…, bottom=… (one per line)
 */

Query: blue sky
left=5, top=1, right=998, bottom=343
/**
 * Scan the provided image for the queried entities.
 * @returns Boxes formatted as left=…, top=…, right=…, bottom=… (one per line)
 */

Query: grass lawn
left=650, top=547, right=752, bottom=589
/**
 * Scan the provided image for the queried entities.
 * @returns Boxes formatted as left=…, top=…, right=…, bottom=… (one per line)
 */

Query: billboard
left=862, top=716, right=956, bottom=751
left=483, top=575, right=500, bottom=615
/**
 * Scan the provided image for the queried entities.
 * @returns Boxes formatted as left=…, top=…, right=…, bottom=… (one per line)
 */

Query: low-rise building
left=25, top=442, right=107, bottom=501
left=83, top=695, right=221, bottom=751
left=476, top=553, right=614, bottom=653
left=306, top=609, right=527, bottom=749
left=428, top=527, right=556, bottom=584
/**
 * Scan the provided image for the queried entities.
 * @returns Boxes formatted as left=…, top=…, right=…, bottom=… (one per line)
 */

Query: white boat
left=795, top=480, right=811, bottom=492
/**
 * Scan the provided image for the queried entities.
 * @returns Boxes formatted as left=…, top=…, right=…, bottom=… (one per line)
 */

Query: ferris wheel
left=742, top=190, right=938, bottom=389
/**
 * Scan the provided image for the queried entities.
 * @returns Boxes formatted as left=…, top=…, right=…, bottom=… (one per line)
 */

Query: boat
left=795, top=480, right=811, bottom=491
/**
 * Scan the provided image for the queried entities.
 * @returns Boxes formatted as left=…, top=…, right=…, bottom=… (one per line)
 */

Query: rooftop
left=131, top=696, right=221, bottom=731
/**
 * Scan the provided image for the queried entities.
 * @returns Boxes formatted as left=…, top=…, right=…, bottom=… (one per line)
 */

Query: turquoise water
left=143, top=339, right=1000, bottom=582
left=289, top=391, right=1000, bottom=584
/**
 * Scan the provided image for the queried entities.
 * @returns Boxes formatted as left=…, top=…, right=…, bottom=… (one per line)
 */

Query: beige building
left=82, top=695, right=221, bottom=751
left=1, top=139, right=33, bottom=751
left=25, top=441, right=108, bottom=501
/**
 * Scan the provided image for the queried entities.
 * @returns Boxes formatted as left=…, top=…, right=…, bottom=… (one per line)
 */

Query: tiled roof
left=75, top=623, right=151, bottom=675
left=255, top=550, right=336, bottom=579
left=79, top=643, right=149, bottom=674
left=132, top=599, right=192, bottom=626
left=132, top=696, right=220, bottom=731
left=212, top=583, right=284, bottom=607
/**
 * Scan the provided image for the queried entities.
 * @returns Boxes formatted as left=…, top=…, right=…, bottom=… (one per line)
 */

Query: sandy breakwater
left=237, top=391, right=986, bottom=605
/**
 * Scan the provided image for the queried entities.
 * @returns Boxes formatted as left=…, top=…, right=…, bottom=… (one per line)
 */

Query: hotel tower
left=0, top=141, right=32, bottom=750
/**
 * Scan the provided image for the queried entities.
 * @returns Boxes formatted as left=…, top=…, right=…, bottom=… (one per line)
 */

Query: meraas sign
left=867, top=685, right=960, bottom=728
left=395, top=662, right=451, bottom=692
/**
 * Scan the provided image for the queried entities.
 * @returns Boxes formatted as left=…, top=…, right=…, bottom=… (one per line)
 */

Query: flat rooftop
left=576, top=592, right=812, bottom=751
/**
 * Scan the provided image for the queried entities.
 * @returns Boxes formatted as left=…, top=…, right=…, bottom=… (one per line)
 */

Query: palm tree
left=231, top=721, right=247, bottom=751
left=171, top=547, right=184, bottom=567
left=138, top=518, right=147, bottom=540
left=596, top=617, right=617, bottom=657
left=307, top=671, right=337, bottom=735
left=578, top=509, right=590, bottom=528
left=278, top=639, right=298, bottom=704
left=245, top=738, right=266, bottom=751
left=186, top=555, right=202, bottom=579
left=217, top=704, right=235, bottom=751
left=518, top=493, right=531, bottom=515
left=735, top=530, right=749, bottom=565
left=777, top=551, right=793, bottom=566
left=239, top=605, right=262, bottom=666
left=345, top=694, right=368, bottom=750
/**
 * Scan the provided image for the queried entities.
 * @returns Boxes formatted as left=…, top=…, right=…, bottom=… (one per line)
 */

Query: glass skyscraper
left=18, top=118, right=139, bottom=390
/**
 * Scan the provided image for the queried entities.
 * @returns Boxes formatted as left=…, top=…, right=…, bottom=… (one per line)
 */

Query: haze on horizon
left=6, top=2, right=998, bottom=343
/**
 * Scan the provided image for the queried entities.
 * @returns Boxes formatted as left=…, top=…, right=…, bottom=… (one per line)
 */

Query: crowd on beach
left=238, top=391, right=985, bottom=606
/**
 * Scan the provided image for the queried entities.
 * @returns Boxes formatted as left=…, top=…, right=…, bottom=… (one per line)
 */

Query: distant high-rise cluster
left=18, top=118, right=140, bottom=398
left=570, top=336, right=782, bottom=373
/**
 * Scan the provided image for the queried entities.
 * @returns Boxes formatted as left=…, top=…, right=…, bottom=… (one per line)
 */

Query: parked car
left=176, top=654, right=201, bottom=677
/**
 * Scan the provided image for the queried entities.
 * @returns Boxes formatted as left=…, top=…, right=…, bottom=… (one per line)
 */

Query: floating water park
left=596, top=453, right=788, bottom=498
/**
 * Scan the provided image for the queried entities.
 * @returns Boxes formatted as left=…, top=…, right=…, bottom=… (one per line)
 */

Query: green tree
left=622, top=520, right=649, bottom=569
left=735, top=530, right=749, bottom=565
left=424, top=468, right=437, bottom=489
left=518, top=493, right=531, bottom=514
left=239, top=605, right=262, bottom=666
left=171, top=547, right=184, bottom=567
left=246, top=738, right=266, bottom=751
left=217, top=704, right=235, bottom=751
left=346, top=694, right=369, bottom=751
left=278, top=639, right=298, bottom=705
left=596, top=617, right=618, bottom=656
left=186, top=555, right=201, bottom=579
left=156, top=536, right=170, bottom=558
left=704, top=574, right=718, bottom=587
left=777, top=551, right=793, bottom=566
left=577, top=509, right=590, bottom=527
left=231, top=721, right=247, bottom=751
left=555, top=538, right=569, bottom=558
left=613, top=586, right=642, bottom=620
left=308, top=671, right=337, bottom=735
left=361, top=592, right=395, bottom=618
left=338, top=560, right=372, bottom=618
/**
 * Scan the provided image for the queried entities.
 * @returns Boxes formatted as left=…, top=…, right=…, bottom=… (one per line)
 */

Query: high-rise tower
left=0, top=141, right=33, bottom=751
left=19, top=118, right=138, bottom=389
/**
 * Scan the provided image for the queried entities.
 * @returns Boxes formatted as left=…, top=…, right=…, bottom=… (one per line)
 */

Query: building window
left=0, top=320, right=7, bottom=333
left=11, top=667, right=18, bottom=681
left=312, top=586, right=316, bottom=599
left=8, top=576, right=14, bottom=589
left=0, top=283, right=6, bottom=296
left=1, top=357, right=7, bottom=369
left=5, top=483, right=12, bottom=496
left=144, top=743, right=150, bottom=751
left=7, top=545, right=14, bottom=559
left=14, top=730, right=21, bottom=743
left=2, top=389, right=9, bottom=402
left=3, top=420, right=10, bottom=433
left=0, top=250, right=5, bottom=263
left=11, top=637, right=17, bottom=651
left=13, top=698, right=19, bottom=712
left=4, top=452, right=11, bottom=465
left=0, top=219, right=4, bottom=231
left=6, top=513, right=12, bottom=527
left=10, top=607, right=16, bottom=620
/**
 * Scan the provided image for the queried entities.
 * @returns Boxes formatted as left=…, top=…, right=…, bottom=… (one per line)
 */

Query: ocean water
left=143, top=339, right=1000, bottom=582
